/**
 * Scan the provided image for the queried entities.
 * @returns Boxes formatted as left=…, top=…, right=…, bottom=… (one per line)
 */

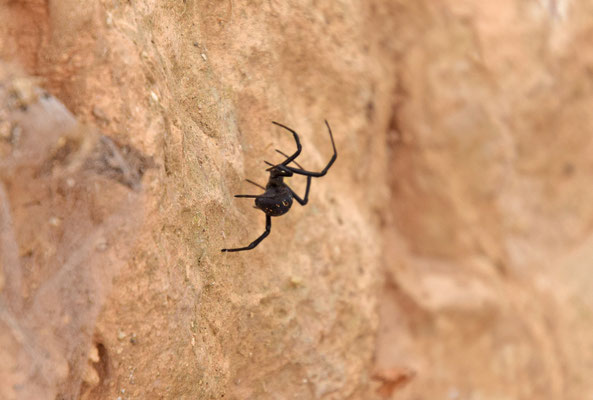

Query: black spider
left=221, top=120, right=337, bottom=252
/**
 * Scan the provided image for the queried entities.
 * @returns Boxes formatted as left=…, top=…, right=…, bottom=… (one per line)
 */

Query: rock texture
left=1, top=0, right=593, bottom=399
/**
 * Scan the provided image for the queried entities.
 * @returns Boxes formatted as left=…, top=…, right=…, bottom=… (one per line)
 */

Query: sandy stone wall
left=1, top=0, right=592, bottom=399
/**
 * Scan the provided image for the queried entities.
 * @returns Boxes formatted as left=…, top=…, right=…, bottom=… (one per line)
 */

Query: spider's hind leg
left=221, top=214, right=272, bottom=252
left=287, top=178, right=311, bottom=206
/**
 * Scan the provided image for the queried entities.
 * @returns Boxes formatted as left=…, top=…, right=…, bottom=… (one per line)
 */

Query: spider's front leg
left=221, top=214, right=272, bottom=252
left=245, top=179, right=265, bottom=190
left=284, top=120, right=337, bottom=177
left=271, top=121, right=302, bottom=166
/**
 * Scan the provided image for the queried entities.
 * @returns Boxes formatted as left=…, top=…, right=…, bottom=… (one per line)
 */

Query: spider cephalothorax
left=221, top=120, right=337, bottom=252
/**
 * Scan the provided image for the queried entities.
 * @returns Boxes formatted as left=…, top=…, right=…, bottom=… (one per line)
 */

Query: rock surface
left=1, top=0, right=592, bottom=399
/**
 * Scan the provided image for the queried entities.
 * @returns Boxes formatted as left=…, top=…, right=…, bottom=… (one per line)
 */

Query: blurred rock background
left=1, top=0, right=592, bottom=399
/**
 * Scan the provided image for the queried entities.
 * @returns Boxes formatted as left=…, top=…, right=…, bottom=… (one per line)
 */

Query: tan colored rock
left=1, top=1, right=593, bottom=399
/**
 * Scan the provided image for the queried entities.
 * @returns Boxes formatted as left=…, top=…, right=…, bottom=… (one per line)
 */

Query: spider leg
left=283, top=120, right=337, bottom=177
left=275, top=149, right=304, bottom=169
left=245, top=179, right=265, bottom=189
left=274, top=149, right=311, bottom=205
left=236, top=192, right=277, bottom=199
left=221, top=214, right=272, bottom=252
left=271, top=121, right=302, bottom=166
left=287, top=177, right=311, bottom=206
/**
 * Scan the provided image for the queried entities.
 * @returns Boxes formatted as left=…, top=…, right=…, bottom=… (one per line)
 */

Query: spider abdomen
left=255, top=189, right=293, bottom=216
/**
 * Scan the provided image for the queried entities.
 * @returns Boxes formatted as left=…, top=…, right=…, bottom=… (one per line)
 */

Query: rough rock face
left=1, top=1, right=593, bottom=399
